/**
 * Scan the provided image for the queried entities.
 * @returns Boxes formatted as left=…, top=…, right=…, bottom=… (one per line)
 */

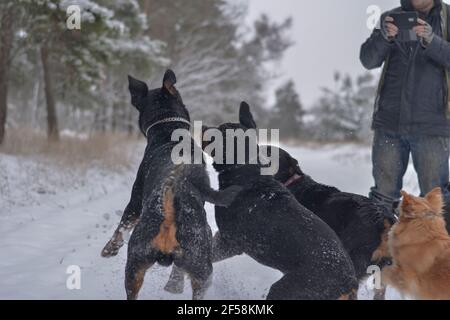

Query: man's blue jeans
left=370, top=129, right=450, bottom=209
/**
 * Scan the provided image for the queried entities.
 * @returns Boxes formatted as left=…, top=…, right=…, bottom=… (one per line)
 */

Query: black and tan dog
left=101, top=70, right=239, bottom=300
left=265, top=146, right=398, bottom=299
left=167, top=102, right=358, bottom=300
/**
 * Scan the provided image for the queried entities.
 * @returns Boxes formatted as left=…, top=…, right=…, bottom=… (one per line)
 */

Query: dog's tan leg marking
left=151, top=187, right=180, bottom=254
left=190, top=276, right=211, bottom=300
left=338, top=289, right=357, bottom=300
left=338, top=294, right=350, bottom=300
left=126, top=263, right=153, bottom=300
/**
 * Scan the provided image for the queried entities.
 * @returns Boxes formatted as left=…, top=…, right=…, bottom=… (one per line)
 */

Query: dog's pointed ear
left=425, top=187, right=444, bottom=214
left=288, top=155, right=302, bottom=175
left=163, top=69, right=177, bottom=92
left=239, top=101, right=257, bottom=129
left=128, top=75, right=148, bottom=108
left=400, top=191, right=416, bottom=218
left=400, top=190, right=411, bottom=207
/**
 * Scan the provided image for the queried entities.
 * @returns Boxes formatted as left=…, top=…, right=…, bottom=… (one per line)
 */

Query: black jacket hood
left=401, top=0, right=442, bottom=11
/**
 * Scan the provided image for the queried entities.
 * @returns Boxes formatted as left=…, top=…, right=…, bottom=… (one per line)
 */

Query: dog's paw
left=101, top=239, right=124, bottom=258
left=164, top=279, right=185, bottom=294
left=217, top=185, right=243, bottom=207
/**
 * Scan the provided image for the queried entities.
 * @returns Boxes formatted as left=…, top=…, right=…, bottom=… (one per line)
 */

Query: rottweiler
left=166, top=102, right=358, bottom=300
left=101, top=70, right=239, bottom=300
left=265, top=146, right=398, bottom=299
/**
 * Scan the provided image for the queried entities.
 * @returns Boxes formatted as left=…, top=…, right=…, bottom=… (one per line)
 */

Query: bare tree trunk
left=40, top=44, right=59, bottom=141
left=100, top=105, right=107, bottom=133
left=142, top=0, right=151, bottom=17
left=0, top=8, right=14, bottom=145
left=93, top=109, right=100, bottom=134
left=111, top=103, right=118, bottom=133
left=127, top=106, right=134, bottom=136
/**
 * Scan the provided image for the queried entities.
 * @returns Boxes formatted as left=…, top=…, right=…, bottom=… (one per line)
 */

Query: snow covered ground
left=0, top=143, right=414, bottom=300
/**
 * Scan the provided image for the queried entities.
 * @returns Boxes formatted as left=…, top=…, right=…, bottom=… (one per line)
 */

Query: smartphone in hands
left=389, top=12, right=419, bottom=30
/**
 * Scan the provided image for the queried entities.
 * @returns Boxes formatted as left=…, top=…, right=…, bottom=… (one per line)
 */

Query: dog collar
left=284, top=174, right=302, bottom=187
left=144, top=117, right=191, bottom=138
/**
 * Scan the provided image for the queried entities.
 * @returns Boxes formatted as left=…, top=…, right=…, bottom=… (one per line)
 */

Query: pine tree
left=140, top=0, right=292, bottom=124
left=269, top=80, right=304, bottom=141
left=13, top=0, right=163, bottom=140
left=2, top=1, right=291, bottom=137
left=71, top=0, right=165, bottom=134
left=310, top=71, right=377, bottom=142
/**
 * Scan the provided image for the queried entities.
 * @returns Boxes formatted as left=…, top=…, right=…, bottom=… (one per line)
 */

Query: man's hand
left=413, top=18, right=434, bottom=46
left=382, top=16, right=399, bottom=42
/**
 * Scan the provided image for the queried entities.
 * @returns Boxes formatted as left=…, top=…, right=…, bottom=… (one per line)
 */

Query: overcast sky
left=247, top=0, right=450, bottom=107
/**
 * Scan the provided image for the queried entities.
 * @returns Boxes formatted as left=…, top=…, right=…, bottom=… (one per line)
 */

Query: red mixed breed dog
left=383, top=188, right=450, bottom=300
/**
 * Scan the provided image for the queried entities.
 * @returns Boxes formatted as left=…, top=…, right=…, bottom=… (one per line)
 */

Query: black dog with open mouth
left=265, top=146, right=397, bottom=299
left=166, top=102, right=358, bottom=300
left=101, top=70, right=239, bottom=300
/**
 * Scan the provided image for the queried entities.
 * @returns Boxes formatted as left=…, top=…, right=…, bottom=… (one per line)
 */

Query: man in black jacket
left=360, top=0, right=450, bottom=212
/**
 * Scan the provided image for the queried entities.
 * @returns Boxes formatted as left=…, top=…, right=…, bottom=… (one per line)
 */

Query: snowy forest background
left=0, top=0, right=407, bottom=300
left=0, top=0, right=379, bottom=146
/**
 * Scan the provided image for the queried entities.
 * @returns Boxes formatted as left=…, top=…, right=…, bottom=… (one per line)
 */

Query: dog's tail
left=151, top=165, right=185, bottom=259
